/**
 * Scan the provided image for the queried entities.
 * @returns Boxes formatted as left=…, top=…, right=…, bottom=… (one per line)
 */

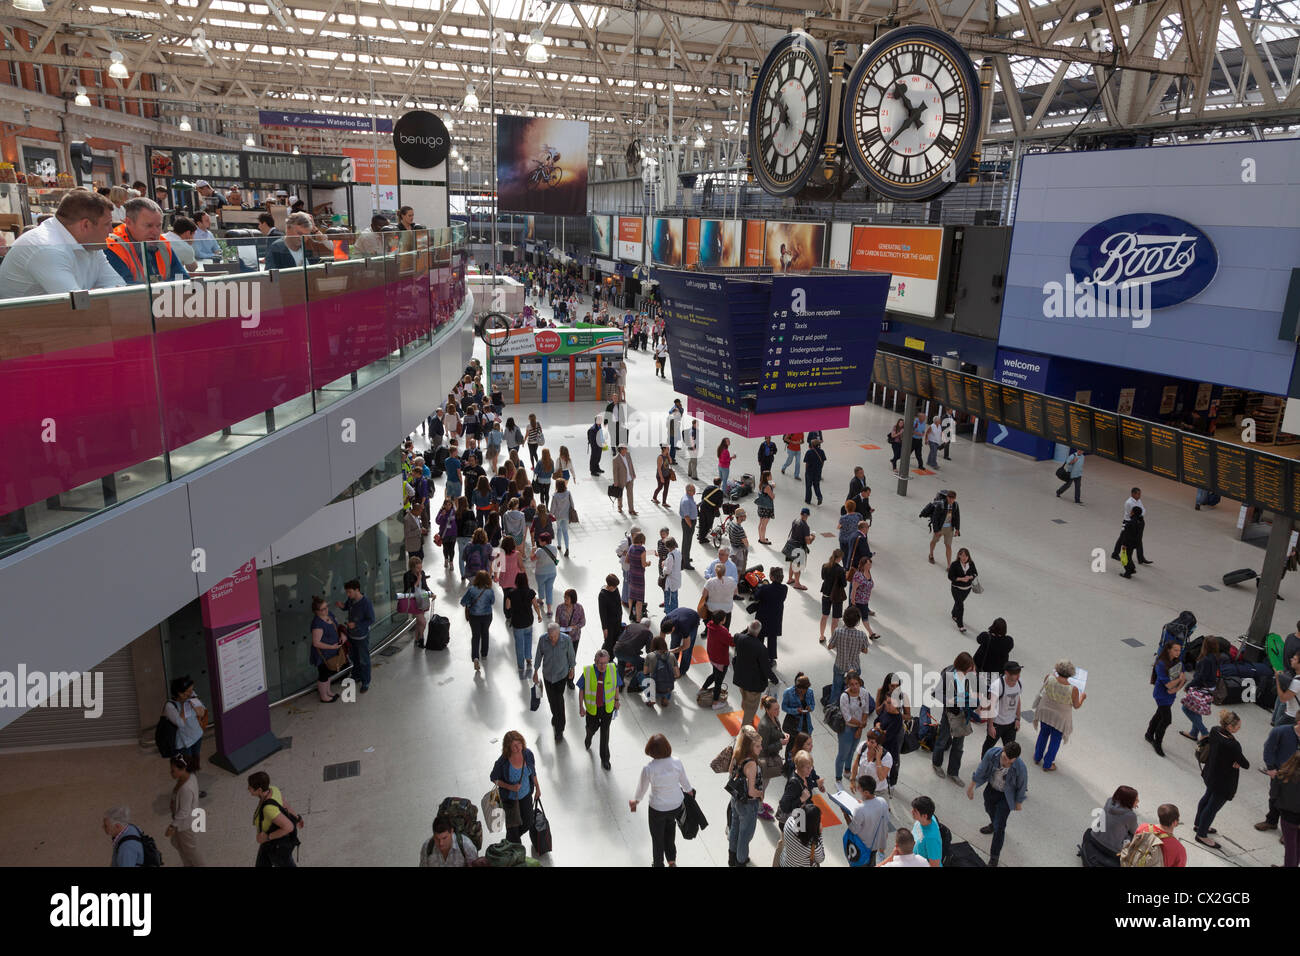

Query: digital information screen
left=899, top=359, right=916, bottom=396
left=658, top=270, right=741, bottom=408
left=981, top=381, right=1002, bottom=420
left=930, top=366, right=949, bottom=406
left=1149, top=425, right=1180, bottom=481
left=1000, top=386, right=1024, bottom=430
left=1250, top=455, right=1288, bottom=513
left=1043, top=398, right=1070, bottom=444
left=1092, top=410, right=1119, bottom=461
left=1180, top=434, right=1213, bottom=490
left=873, top=352, right=886, bottom=387
left=1021, top=393, right=1045, bottom=438
left=963, top=377, right=984, bottom=418
left=1067, top=404, right=1093, bottom=452
left=946, top=370, right=967, bottom=413
left=914, top=364, right=932, bottom=398
left=758, top=275, right=887, bottom=412
left=1214, top=444, right=1250, bottom=502
left=883, top=354, right=901, bottom=392
left=1120, top=418, right=1150, bottom=470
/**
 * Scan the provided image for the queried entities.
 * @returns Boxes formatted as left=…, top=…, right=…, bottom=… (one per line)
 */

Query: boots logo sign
left=1068, top=213, right=1218, bottom=310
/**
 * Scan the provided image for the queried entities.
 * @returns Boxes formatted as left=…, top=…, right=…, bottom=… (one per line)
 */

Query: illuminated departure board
left=1067, top=405, right=1093, bottom=452
left=1149, top=425, right=1180, bottom=481
left=1092, top=411, right=1119, bottom=461
left=1043, top=398, right=1070, bottom=444
left=1120, top=418, right=1150, bottom=470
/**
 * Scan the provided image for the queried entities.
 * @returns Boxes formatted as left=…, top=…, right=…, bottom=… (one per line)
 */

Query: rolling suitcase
left=426, top=615, right=450, bottom=650
left=1223, top=568, right=1258, bottom=587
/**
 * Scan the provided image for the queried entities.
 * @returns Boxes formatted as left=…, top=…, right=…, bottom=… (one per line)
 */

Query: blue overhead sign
left=758, top=274, right=889, bottom=412
left=1069, top=213, right=1218, bottom=310
left=658, top=270, right=742, bottom=409
left=258, top=110, right=393, bottom=133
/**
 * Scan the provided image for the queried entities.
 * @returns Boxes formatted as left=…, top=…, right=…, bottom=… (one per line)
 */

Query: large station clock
left=747, top=31, right=830, bottom=198
left=843, top=26, right=981, bottom=202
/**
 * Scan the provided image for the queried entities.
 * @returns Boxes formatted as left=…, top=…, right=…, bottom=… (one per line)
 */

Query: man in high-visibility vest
left=575, top=649, right=621, bottom=770
left=105, top=197, right=188, bottom=285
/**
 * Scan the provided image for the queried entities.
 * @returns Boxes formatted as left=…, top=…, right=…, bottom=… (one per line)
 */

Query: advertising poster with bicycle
left=495, top=114, right=589, bottom=215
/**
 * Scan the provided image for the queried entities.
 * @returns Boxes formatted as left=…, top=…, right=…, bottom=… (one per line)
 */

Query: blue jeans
left=669, top=624, right=698, bottom=677
left=1182, top=703, right=1209, bottom=739
left=349, top=636, right=371, bottom=688
left=927, top=441, right=940, bottom=468
left=535, top=571, right=556, bottom=608
left=1034, top=724, right=1063, bottom=769
left=719, top=465, right=730, bottom=487
left=513, top=626, right=534, bottom=669
left=729, top=797, right=760, bottom=864
left=555, top=518, right=570, bottom=552
left=835, top=726, right=859, bottom=781
left=831, top=665, right=848, bottom=711
left=983, top=785, right=1012, bottom=858
left=664, top=589, right=679, bottom=614
left=782, top=448, right=801, bottom=477
left=456, top=537, right=471, bottom=578
left=447, top=480, right=462, bottom=500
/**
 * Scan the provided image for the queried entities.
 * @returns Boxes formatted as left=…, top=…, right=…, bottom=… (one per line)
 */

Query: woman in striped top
left=526, top=414, right=544, bottom=466
left=779, top=803, right=825, bottom=867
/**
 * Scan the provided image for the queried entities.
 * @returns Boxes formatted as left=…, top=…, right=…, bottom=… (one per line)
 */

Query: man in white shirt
left=848, top=776, right=892, bottom=865
left=925, top=416, right=943, bottom=470
left=705, top=547, right=738, bottom=584
left=163, top=216, right=198, bottom=270
left=879, top=827, right=931, bottom=867
left=1112, top=486, right=1151, bottom=564
left=0, top=190, right=124, bottom=298
left=190, top=211, right=220, bottom=260
left=981, top=661, right=1022, bottom=756
left=351, top=214, right=390, bottom=258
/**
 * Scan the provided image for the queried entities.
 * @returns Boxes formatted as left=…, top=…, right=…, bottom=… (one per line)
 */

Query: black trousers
left=912, top=438, right=924, bottom=467
left=701, top=663, right=728, bottom=701
left=951, top=586, right=969, bottom=627
left=1146, top=703, right=1172, bottom=746
left=505, top=795, right=536, bottom=845
left=981, top=720, right=1018, bottom=756
left=545, top=679, right=568, bottom=735
left=255, top=839, right=297, bottom=867
left=1056, top=476, right=1082, bottom=502
left=589, top=447, right=603, bottom=475
left=648, top=804, right=681, bottom=866
left=681, top=519, right=695, bottom=566
left=697, top=509, right=717, bottom=543
left=1113, top=527, right=1147, bottom=562
left=585, top=709, right=613, bottom=762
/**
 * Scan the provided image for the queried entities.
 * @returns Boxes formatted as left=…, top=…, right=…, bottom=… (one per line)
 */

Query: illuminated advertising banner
left=763, top=221, right=825, bottom=271
left=651, top=217, right=685, bottom=267
left=849, top=224, right=944, bottom=318
left=744, top=220, right=766, bottom=267
left=617, top=215, right=643, bottom=261
left=685, top=218, right=700, bottom=267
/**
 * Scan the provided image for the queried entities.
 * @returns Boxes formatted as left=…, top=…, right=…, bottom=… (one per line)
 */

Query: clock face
left=843, top=26, right=980, bottom=202
left=748, top=33, right=829, bottom=197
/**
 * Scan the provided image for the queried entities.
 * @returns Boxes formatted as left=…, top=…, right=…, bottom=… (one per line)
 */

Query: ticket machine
left=573, top=361, right=597, bottom=401
left=547, top=362, right=569, bottom=400
left=517, top=361, right=544, bottom=402
left=491, top=364, right=514, bottom=398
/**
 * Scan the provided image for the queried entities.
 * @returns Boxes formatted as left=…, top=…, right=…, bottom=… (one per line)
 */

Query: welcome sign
left=1068, top=213, right=1218, bottom=309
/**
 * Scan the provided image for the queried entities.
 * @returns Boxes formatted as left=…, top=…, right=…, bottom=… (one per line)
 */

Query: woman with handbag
left=531, top=532, right=560, bottom=616
left=726, top=726, right=764, bottom=867
left=525, top=413, right=544, bottom=466
left=1180, top=636, right=1225, bottom=742
left=781, top=673, right=816, bottom=736
left=651, top=444, right=674, bottom=507
left=1194, top=710, right=1249, bottom=850
left=849, top=730, right=894, bottom=797
left=948, top=547, right=977, bottom=633
left=757, top=695, right=789, bottom=820
left=435, top=497, right=458, bottom=570
left=556, top=589, right=586, bottom=666
left=888, top=419, right=905, bottom=474
left=777, top=749, right=823, bottom=827
left=851, top=556, right=878, bottom=640
left=309, top=596, right=345, bottom=703
left=835, top=671, right=875, bottom=786
left=629, top=734, right=694, bottom=867
left=819, top=550, right=847, bottom=643
left=402, top=556, right=431, bottom=645
left=550, top=479, right=574, bottom=557
left=557, top=445, right=575, bottom=485
left=531, top=505, right=555, bottom=554
left=454, top=496, right=476, bottom=581
left=627, top=531, right=650, bottom=624
left=717, top=438, right=732, bottom=488
left=490, top=730, right=540, bottom=845
left=755, top=472, right=776, bottom=544
left=459, top=570, right=496, bottom=673
left=1031, top=659, right=1087, bottom=771
left=534, top=448, right=554, bottom=507
left=1146, top=640, right=1187, bottom=757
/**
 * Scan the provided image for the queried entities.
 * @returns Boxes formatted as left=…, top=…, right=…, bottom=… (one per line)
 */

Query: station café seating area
left=0, top=225, right=469, bottom=557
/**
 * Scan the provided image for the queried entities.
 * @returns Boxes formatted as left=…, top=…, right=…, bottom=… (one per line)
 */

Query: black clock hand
left=884, top=112, right=915, bottom=147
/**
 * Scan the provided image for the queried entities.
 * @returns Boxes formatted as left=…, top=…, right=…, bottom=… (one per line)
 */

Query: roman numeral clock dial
left=747, top=31, right=831, bottom=198
left=843, top=26, right=981, bottom=202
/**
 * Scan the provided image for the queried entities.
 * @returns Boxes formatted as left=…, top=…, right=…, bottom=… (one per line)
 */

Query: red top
left=705, top=621, right=734, bottom=668
left=784, top=433, right=804, bottom=450
left=1135, top=823, right=1186, bottom=867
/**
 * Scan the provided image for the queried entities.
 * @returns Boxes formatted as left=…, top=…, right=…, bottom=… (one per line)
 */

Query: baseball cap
left=194, top=179, right=210, bottom=188
left=800, top=507, right=811, bottom=515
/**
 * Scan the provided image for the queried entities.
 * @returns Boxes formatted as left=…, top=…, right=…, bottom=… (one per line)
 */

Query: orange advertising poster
left=685, top=218, right=700, bottom=267
left=618, top=216, right=643, bottom=243
left=743, top=220, right=766, bottom=267
left=848, top=225, right=944, bottom=279
left=341, top=147, right=398, bottom=186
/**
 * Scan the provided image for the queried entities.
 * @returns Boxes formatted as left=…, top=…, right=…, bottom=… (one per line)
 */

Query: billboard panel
left=685, top=218, right=701, bottom=267
left=650, top=216, right=685, bottom=267
left=827, top=221, right=852, bottom=270
left=495, top=114, right=589, bottom=215
left=617, top=216, right=643, bottom=261
left=763, top=221, right=825, bottom=271
left=591, top=215, right=613, bottom=257
left=699, top=219, right=742, bottom=268
left=849, top=224, right=944, bottom=318
left=743, top=220, right=766, bottom=267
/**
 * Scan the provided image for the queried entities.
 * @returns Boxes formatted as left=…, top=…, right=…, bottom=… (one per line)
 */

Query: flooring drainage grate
left=1199, top=585, right=1220, bottom=592
left=323, top=760, right=361, bottom=782
left=1121, top=638, right=1144, bottom=647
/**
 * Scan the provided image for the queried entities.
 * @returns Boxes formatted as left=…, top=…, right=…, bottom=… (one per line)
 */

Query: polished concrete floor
left=0, top=292, right=1289, bottom=867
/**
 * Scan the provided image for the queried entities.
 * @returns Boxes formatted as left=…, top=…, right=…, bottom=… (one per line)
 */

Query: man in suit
left=587, top=417, right=606, bottom=476
left=265, top=211, right=321, bottom=270
left=847, top=466, right=869, bottom=506
left=612, top=443, right=637, bottom=516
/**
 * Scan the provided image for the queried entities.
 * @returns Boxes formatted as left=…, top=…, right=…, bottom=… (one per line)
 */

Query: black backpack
left=654, top=652, right=676, bottom=694
left=119, top=831, right=164, bottom=867
left=153, top=700, right=178, bottom=757
left=258, top=798, right=302, bottom=849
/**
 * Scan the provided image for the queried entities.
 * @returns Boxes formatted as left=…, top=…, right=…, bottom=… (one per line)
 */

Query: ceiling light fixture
left=13, top=0, right=46, bottom=11
left=74, top=86, right=91, bottom=107
left=595, top=154, right=603, bottom=166
left=463, top=82, right=479, bottom=110
left=524, top=29, right=548, bottom=65
left=694, top=132, right=706, bottom=148
left=107, top=50, right=129, bottom=79
left=245, top=133, right=256, bottom=147
left=178, top=115, right=192, bottom=131
left=292, top=145, right=300, bottom=154
left=450, top=147, right=459, bottom=158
